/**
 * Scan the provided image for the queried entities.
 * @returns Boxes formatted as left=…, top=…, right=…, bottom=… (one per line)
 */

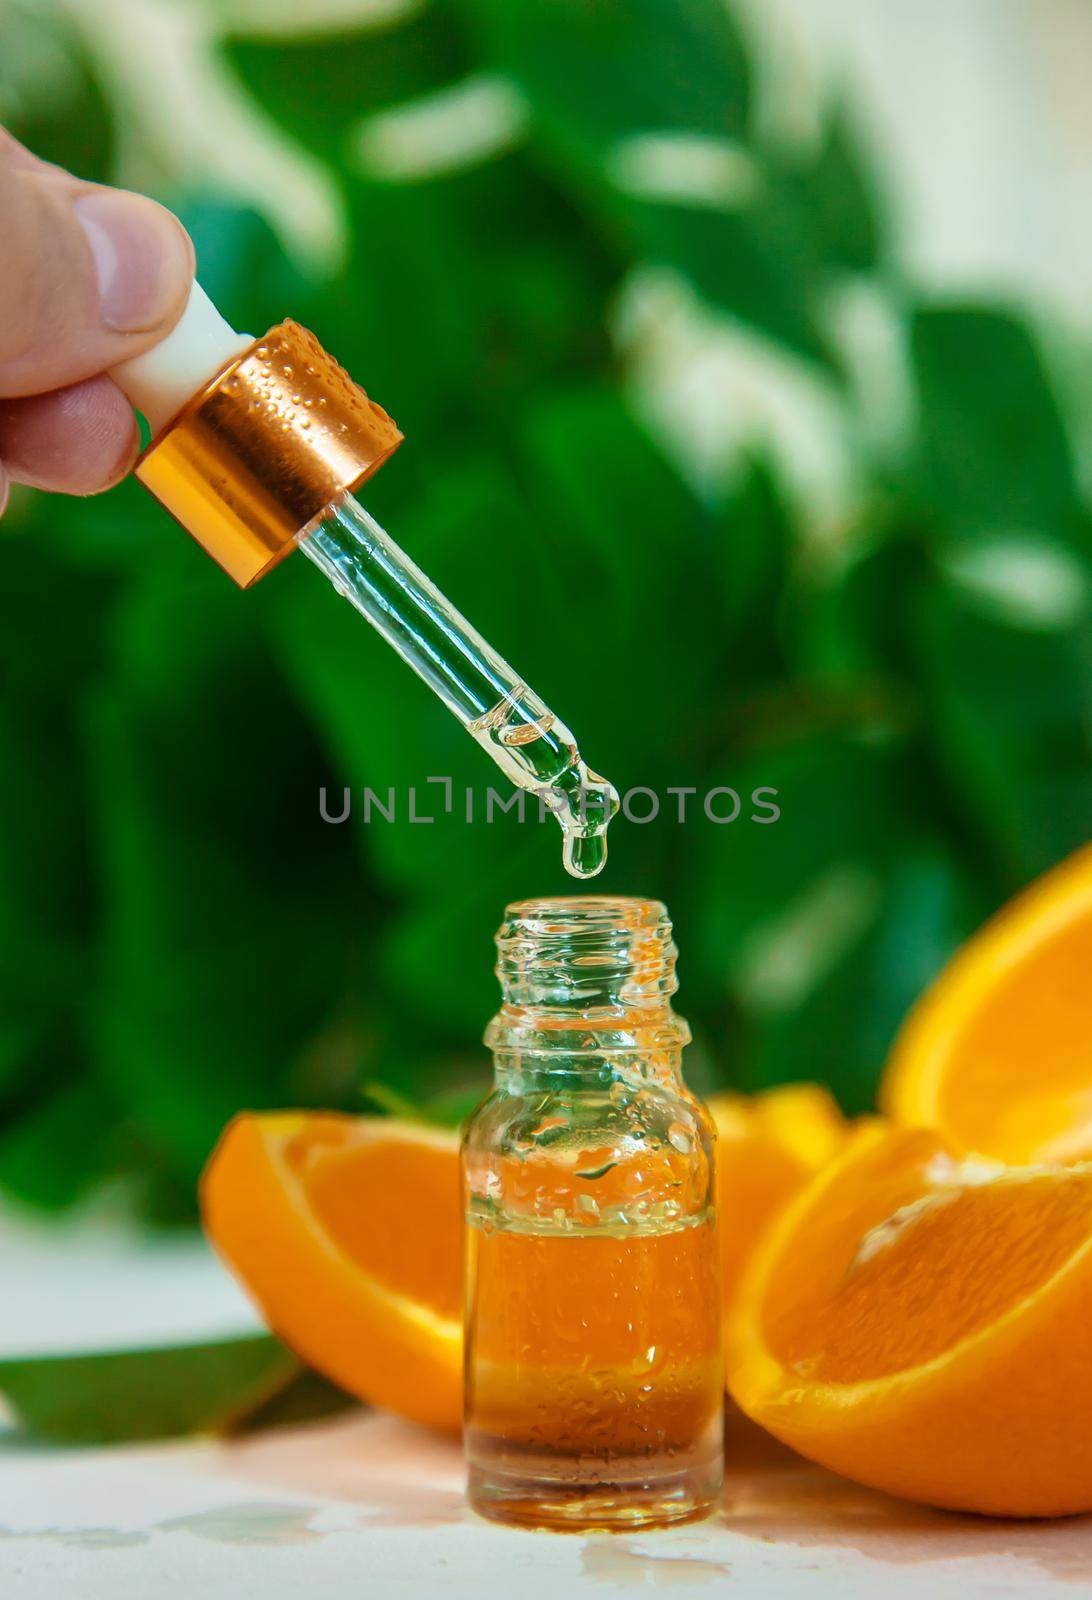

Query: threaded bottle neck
left=486, top=896, right=690, bottom=1062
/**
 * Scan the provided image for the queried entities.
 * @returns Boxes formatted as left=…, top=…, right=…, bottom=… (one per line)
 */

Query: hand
left=0, top=128, right=193, bottom=514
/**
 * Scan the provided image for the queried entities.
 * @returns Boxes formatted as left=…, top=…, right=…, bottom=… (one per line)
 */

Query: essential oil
left=462, top=897, right=723, bottom=1530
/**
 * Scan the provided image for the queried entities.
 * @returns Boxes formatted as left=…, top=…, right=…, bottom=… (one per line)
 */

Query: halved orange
left=882, top=845, right=1092, bottom=1161
left=200, top=1113, right=462, bottom=1433
left=727, top=1121, right=1092, bottom=1516
left=707, top=1083, right=846, bottom=1309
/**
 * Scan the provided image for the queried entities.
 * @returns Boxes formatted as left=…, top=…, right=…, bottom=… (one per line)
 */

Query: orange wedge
left=727, top=1121, right=1092, bottom=1516
left=201, top=1113, right=462, bottom=1433
left=882, top=845, right=1092, bottom=1162
left=707, top=1083, right=846, bottom=1309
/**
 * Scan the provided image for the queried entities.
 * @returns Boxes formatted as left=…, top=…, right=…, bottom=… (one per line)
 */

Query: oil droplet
left=553, top=762, right=619, bottom=881
left=563, top=830, right=606, bottom=879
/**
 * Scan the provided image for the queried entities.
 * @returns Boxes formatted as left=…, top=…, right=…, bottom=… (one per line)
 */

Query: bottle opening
left=494, top=895, right=680, bottom=1015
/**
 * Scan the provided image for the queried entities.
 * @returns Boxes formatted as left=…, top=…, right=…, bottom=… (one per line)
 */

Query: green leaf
left=682, top=730, right=981, bottom=1110
left=467, top=0, right=752, bottom=147
left=910, top=306, right=1083, bottom=539
left=467, top=2, right=877, bottom=363
left=225, top=7, right=469, bottom=165
left=624, top=199, right=835, bottom=364
left=84, top=555, right=368, bottom=1199
left=0, top=1336, right=301, bottom=1446
left=517, top=385, right=724, bottom=747
left=788, top=107, right=883, bottom=276
left=914, top=585, right=1092, bottom=880
left=520, top=386, right=714, bottom=632
left=327, top=152, right=619, bottom=446
left=792, top=525, right=930, bottom=689
left=742, top=848, right=979, bottom=1113
left=688, top=733, right=907, bottom=986
left=378, top=851, right=541, bottom=1034
left=1, top=10, right=114, bottom=182
left=0, top=536, right=109, bottom=1192
left=177, top=202, right=316, bottom=340
left=25, top=470, right=166, bottom=573
left=712, top=458, right=794, bottom=686
left=0, top=1081, right=117, bottom=1211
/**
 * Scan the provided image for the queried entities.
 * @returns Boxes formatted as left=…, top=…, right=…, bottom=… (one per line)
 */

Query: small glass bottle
left=462, top=896, right=723, bottom=1530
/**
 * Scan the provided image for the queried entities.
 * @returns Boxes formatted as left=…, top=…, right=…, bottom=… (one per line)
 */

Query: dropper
left=109, top=285, right=618, bottom=878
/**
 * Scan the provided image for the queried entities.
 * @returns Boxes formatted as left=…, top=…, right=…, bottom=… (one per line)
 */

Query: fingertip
left=0, top=167, right=196, bottom=397
left=74, top=189, right=195, bottom=339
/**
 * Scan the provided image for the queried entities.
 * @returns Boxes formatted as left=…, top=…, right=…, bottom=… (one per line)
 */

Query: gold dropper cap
left=134, top=321, right=403, bottom=588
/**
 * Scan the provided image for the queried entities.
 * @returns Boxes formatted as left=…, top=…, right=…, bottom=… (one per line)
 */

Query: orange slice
left=727, top=1121, right=1092, bottom=1516
left=200, top=1113, right=462, bottom=1433
left=882, top=845, right=1092, bottom=1161
left=707, top=1083, right=846, bottom=1309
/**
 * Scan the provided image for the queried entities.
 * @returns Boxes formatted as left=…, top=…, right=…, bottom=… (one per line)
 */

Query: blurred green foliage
left=0, top=0, right=1089, bottom=1220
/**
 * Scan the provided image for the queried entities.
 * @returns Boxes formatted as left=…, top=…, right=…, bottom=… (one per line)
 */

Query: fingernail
left=75, top=191, right=193, bottom=334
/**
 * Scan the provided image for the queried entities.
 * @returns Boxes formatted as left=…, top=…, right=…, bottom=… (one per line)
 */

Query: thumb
left=0, top=154, right=194, bottom=400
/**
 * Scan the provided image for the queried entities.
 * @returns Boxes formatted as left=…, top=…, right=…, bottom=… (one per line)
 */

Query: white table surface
left=1, top=1208, right=1090, bottom=1597
left=4, top=1405, right=1092, bottom=1597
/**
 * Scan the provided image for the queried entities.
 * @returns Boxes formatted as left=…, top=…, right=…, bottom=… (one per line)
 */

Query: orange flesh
left=709, top=1085, right=846, bottom=1310
left=727, top=1124, right=1092, bottom=1517
left=762, top=1134, right=1092, bottom=1383
left=717, top=1133, right=810, bottom=1305
left=882, top=848, right=1092, bottom=1165
left=200, top=1114, right=463, bottom=1432
left=304, top=1139, right=463, bottom=1322
left=938, top=913, right=1092, bottom=1159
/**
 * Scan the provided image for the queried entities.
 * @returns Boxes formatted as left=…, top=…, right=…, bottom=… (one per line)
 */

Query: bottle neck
left=485, top=896, right=691, bottom=1089
left=488, top=1029, right=688, bottom=1095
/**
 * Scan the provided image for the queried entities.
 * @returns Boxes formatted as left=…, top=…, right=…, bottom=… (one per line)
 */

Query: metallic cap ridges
left=134, top=321, right=403, bottom=588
